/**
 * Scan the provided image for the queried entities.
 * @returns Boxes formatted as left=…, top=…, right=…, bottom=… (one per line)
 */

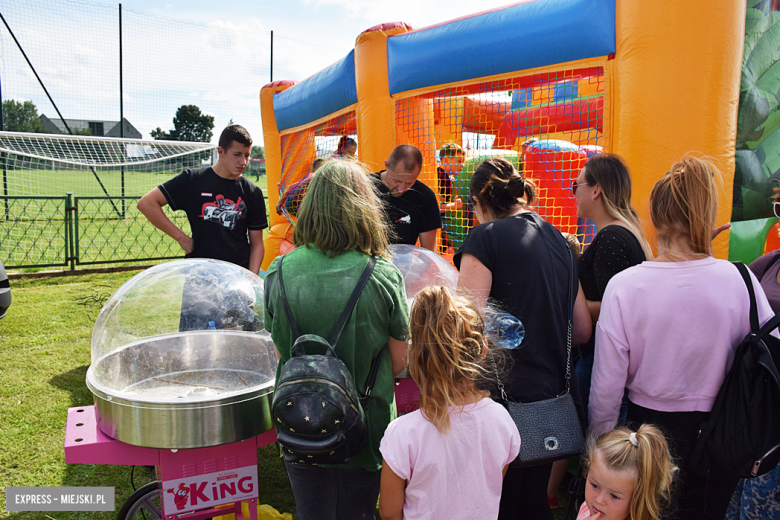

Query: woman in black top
left=455, top=157, right=592, bottom=520
left=572, top=154, right=652, bottom=426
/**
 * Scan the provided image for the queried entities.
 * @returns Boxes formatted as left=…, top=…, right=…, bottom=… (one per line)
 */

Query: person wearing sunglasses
left=570, top=154, right=653, bottom=423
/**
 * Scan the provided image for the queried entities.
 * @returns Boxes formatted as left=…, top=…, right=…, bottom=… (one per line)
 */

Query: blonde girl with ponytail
left=577, top=425, right=677, bottom=520
left=378, top=286, right=520, bottom=520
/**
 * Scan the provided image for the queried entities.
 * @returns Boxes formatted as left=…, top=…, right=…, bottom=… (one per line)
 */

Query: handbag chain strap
left=490, top=350, right=508, bottom=404
left=561, top=247, right=574, bottom=397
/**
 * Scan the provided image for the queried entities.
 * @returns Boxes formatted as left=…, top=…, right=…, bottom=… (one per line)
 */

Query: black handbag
left=493, top=247, right=584, bottom=467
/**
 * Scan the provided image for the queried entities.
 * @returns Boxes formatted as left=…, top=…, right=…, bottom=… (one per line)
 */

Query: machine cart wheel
left=117, top=481, right=162, bottom=520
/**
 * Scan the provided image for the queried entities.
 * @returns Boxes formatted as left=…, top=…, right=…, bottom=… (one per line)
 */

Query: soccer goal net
left=0, top=131, right=216, bottom=199
left=0, top=132, right=217, bottom=270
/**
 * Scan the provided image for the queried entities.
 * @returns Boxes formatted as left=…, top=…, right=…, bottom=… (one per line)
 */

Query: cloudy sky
left=0, top=0, right=516, bottom=145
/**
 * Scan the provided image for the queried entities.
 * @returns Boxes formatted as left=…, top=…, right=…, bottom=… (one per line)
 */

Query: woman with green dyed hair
left=264, top=159, right=410, bottom=520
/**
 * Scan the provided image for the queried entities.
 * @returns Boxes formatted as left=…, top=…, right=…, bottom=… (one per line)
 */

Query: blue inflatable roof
left=273, top=50, right=357, bottom=132
left=387, top=0, right=616, bottom=95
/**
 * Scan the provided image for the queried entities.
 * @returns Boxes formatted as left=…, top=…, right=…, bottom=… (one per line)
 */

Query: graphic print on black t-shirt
left=371, top=171, right=441, bottom=245
left=158, top=166, right=268, bottom=268
left=200, top=194, right=247, bottom=231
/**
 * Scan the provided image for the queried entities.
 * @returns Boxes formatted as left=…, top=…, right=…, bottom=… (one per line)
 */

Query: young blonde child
left=378, top=286, right=520, bottom=520
left=578, top=425, right=677, bottom=520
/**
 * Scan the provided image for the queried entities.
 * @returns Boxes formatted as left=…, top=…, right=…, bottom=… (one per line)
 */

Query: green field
left=0, top=170, right=269, bottom=271
left=2, top=168, right=268, bottom=199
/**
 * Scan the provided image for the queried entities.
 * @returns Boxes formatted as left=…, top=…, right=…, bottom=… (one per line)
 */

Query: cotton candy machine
left=389, top=244, right=459, bottom=304
left=85, top=259, right=277, bottom=449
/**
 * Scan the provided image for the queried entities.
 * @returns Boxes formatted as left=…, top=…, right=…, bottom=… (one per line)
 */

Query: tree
left=152, top=104, right=214, bottom=142
left=251, top=146, right=264, bottom=159
left=3, top=100, right=45, bottom=133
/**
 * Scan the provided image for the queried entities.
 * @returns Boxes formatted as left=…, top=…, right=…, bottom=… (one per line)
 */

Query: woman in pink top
left=379, top=286, right=520, bottom=520
left=588, top=156, right=776, bottom=520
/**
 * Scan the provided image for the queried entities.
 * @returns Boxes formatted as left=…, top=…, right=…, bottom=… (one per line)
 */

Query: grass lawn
left=0, top=271, right=576, bottom=520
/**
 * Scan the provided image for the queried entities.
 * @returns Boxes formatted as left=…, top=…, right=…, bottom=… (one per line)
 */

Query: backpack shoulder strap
left=691, top=262, right=765, bottom=473
left=331, top=256, right=382, bottom=399
left=277, top=255, right=378, bottom=345
left=735, top=261, right=760, bottom=333
left=276, top=255, right=300, bottom=340
left=757, top=312, right=780, bottom=339
left=362, top=348, right=385, bottom=403
left=278, top=254, right=383, bottom=396
left=329, top=256, right=377, bottom=347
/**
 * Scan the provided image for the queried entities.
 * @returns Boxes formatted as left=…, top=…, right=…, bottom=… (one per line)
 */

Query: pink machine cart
left=65, top=405, right=277, bottom=520
left=64, top=382, right=419, bottom=519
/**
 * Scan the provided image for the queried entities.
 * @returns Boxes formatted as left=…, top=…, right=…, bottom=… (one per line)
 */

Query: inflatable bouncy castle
left=260, top=0, right=764, bottom=269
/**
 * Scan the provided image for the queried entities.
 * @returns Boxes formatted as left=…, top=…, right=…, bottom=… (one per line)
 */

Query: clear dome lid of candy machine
left=388, top=244, right=459, bottom=304
left=90, top=259, right=265, bottom=365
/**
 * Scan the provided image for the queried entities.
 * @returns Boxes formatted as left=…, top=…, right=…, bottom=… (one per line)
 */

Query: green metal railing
left=0, top=195, right=269, bottom=270
left=0, top=195, right=70, bottom=268
left=74, top=196, right=191, bottom=266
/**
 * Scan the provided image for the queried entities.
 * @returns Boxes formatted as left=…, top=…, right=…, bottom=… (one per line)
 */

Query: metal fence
left=1, top=194, right=269, bottom=270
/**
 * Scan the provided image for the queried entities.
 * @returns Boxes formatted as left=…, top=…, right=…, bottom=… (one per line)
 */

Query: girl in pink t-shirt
left=378, top=286, right=520, bottom=520
left=576, top=425, right=676, bottom=520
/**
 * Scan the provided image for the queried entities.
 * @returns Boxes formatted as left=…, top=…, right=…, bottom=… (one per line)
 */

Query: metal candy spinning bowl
left=86, top=330, right=277, bottom=449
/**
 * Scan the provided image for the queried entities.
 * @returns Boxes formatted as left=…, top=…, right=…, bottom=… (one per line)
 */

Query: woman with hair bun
left=455, top=156, right=593, bottom=520
left=589, top=155, right=777, bottom=519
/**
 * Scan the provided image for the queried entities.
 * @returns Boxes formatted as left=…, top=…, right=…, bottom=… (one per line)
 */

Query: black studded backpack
left=271, top=255, right=383, bottom=465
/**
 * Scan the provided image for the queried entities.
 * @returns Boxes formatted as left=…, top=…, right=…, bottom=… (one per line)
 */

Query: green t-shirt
left=264, top=246, right=409, bottom=471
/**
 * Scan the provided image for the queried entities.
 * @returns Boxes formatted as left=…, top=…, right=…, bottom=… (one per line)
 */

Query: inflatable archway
left=261, top=0, right=756, bottom=267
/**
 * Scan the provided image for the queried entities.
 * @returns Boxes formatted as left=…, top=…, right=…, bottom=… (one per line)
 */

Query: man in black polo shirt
left=372, top=145, right=441, bottom=251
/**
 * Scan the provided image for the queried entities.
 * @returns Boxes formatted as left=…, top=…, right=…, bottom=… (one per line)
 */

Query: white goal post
left=0, top=131, right=217, bottom=199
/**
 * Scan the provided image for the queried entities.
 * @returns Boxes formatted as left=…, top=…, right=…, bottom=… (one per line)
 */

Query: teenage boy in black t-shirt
left=137, top=124, right=268, bottom=273
left=372, top=144, right=441, bottom=251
